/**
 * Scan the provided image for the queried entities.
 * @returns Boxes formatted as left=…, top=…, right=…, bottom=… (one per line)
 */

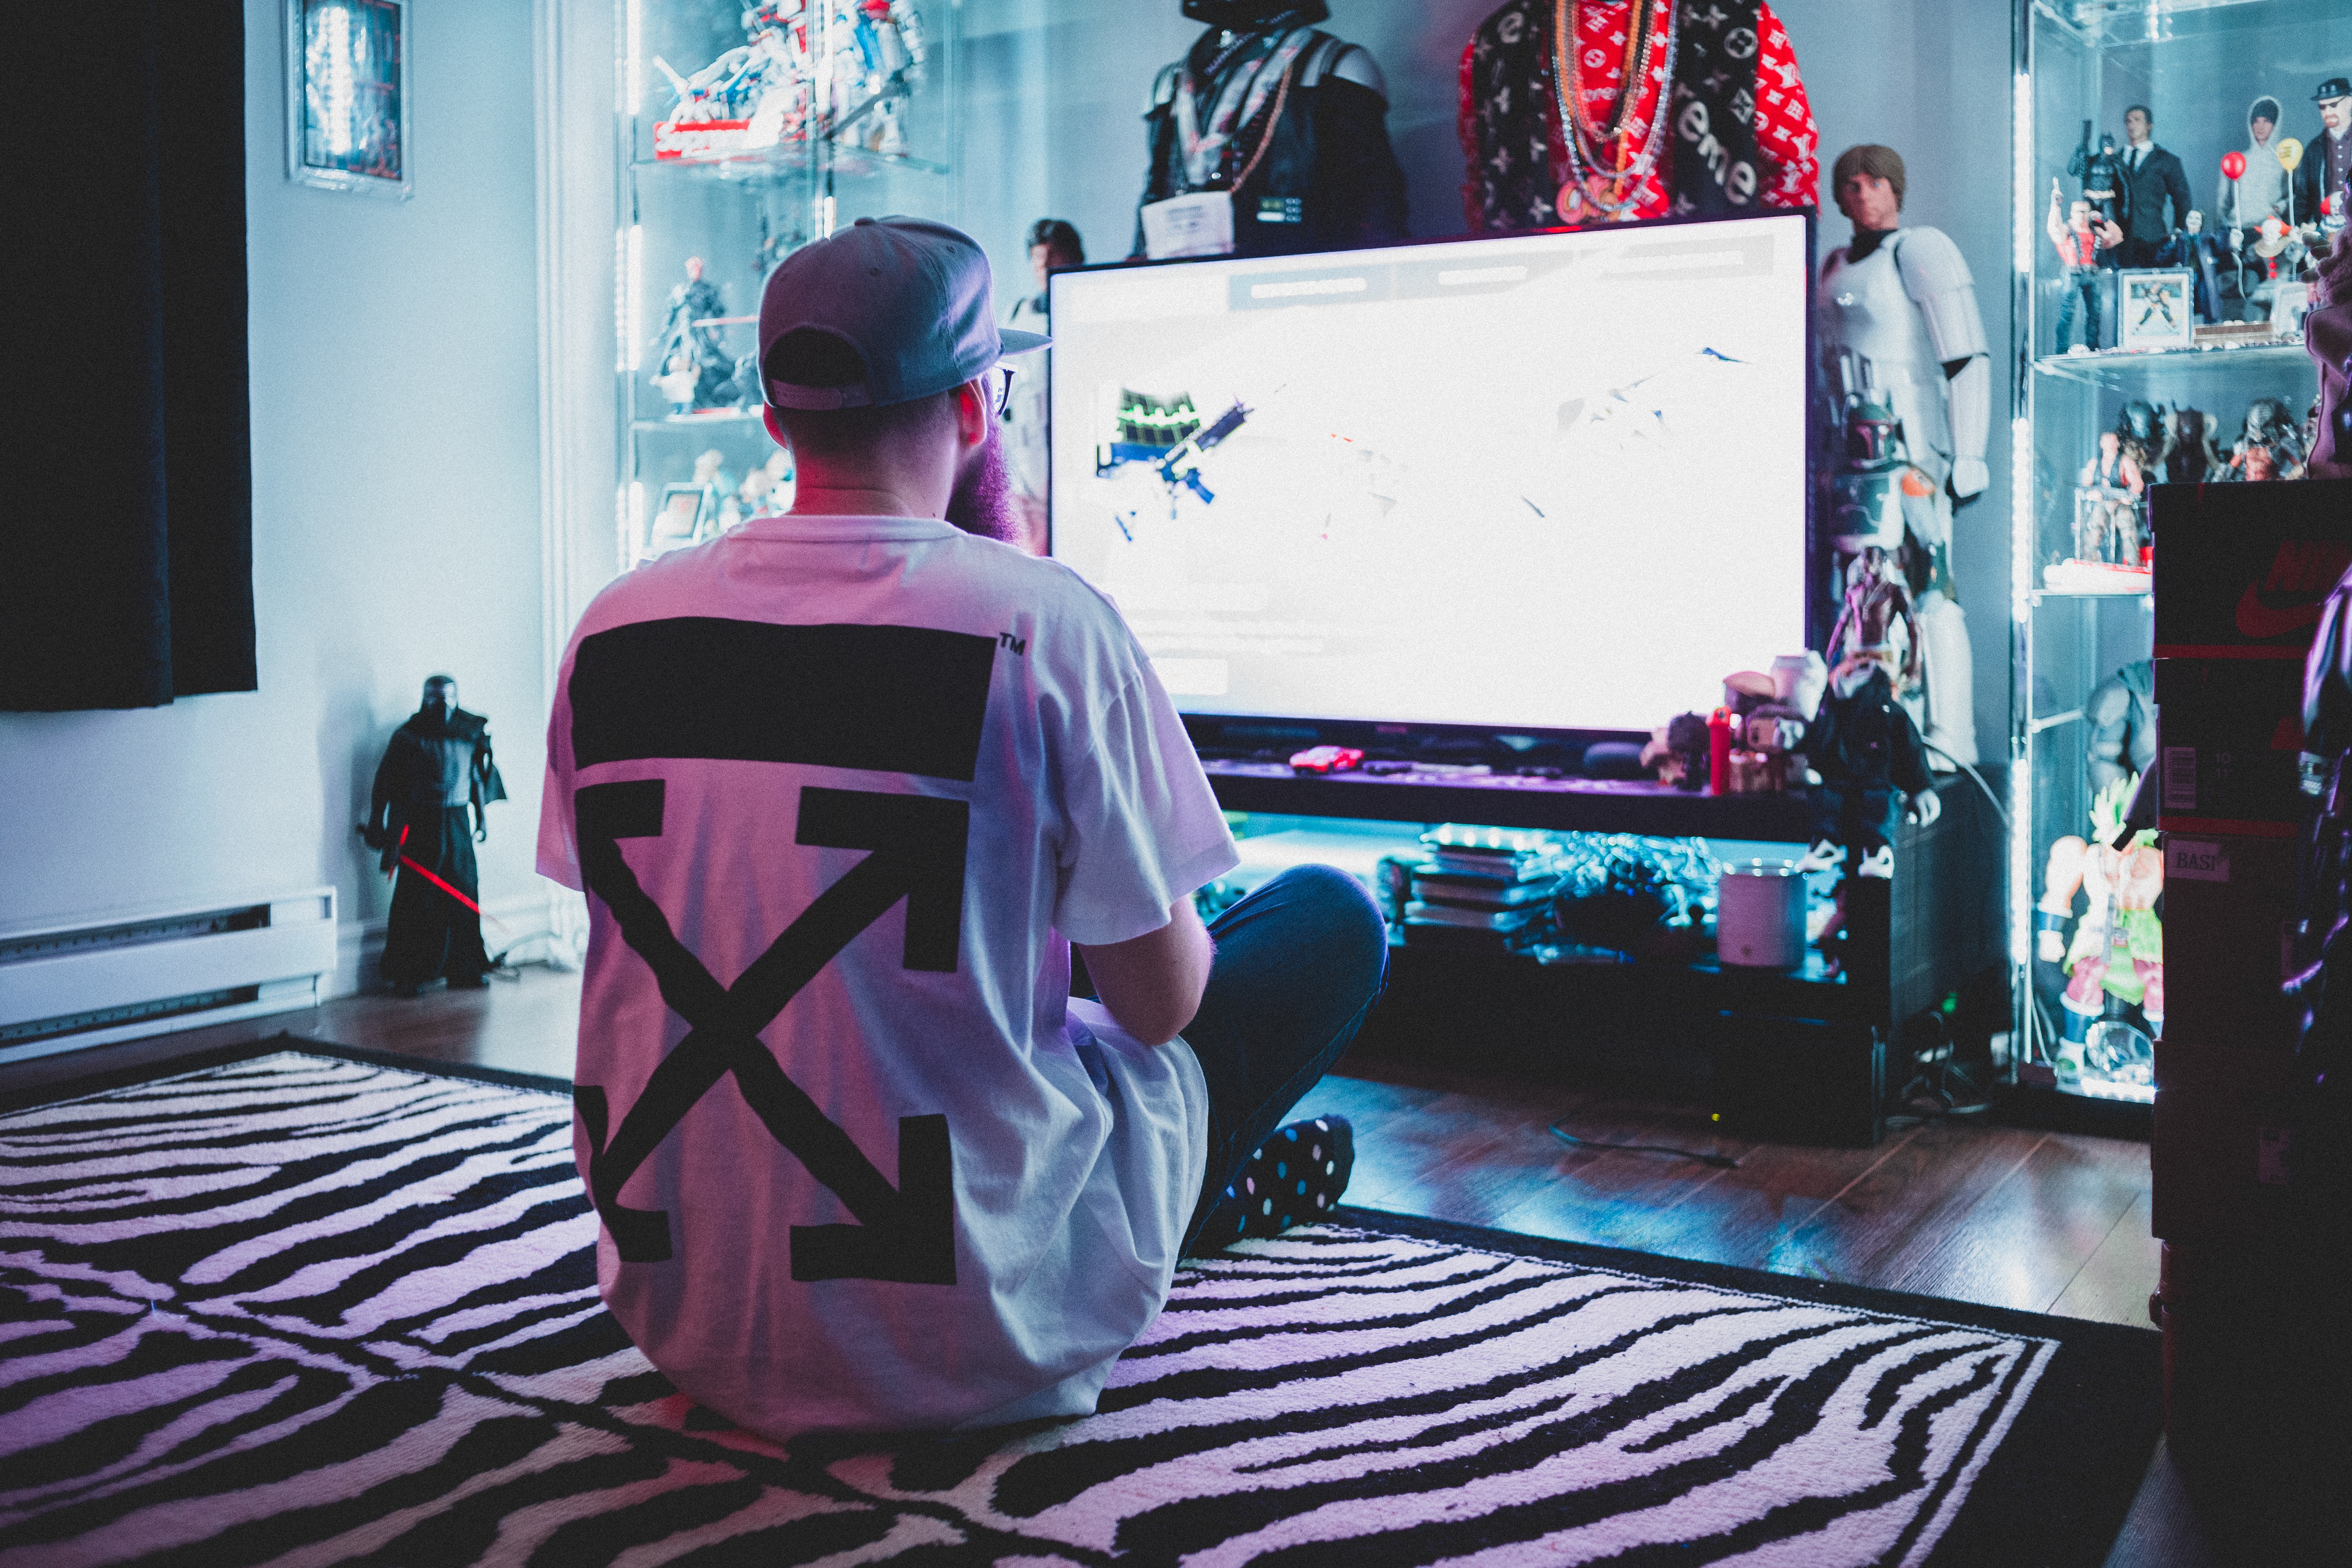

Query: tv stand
left=1200, top=765, right=2005, bottom=1145
left=1200, top=760, right=1816, bottom=840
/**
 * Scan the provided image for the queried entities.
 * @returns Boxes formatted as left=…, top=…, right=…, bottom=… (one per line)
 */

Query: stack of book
left=1401, top=827, right=1565, bottom=951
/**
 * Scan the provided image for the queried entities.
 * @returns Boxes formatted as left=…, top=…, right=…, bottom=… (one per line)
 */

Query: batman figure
left=361, top=675, right=507, bottom=994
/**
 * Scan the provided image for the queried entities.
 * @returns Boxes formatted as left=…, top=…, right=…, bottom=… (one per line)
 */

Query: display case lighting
left=2066, top=1073, right=2156, bottom=1104
left=2009, top=416, right=2032, bottom=626
left=2011, top=75, right=2035, bottom=278
left=625, top=224, right=644, bottom=373
left=2010, top=414, right=2034, bottom=973
left=612, top=227, right=629, bottom=373
left=625, top=0, right=644, bottom=118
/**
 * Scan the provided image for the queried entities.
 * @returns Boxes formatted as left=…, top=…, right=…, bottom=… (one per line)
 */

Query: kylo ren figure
left=361, top=675, right=508, bottom=994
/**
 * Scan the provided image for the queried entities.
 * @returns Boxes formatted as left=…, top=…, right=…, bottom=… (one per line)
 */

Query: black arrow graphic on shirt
left=572, top=778, right=964, bottom=1283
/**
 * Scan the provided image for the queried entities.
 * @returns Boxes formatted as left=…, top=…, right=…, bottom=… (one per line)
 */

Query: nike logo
left=2235, top=583, right=2324, bottom=640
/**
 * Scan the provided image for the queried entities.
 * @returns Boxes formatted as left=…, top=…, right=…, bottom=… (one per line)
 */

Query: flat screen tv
left=1047, top=212, right=1813, bottom=739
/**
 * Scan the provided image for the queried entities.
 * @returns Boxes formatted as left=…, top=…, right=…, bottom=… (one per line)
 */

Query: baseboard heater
left=0, top=889, right=338, bottom=1064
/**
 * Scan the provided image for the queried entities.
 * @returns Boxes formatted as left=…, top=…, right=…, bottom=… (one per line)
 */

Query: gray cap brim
left=1001, top=327, right=1052, bottom=356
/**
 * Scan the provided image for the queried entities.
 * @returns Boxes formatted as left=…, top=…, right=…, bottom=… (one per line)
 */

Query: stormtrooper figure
left=1817, top=144, right=1991, bottom=769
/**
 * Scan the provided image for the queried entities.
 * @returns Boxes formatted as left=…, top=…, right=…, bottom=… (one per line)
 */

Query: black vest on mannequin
left=1135, top=3, right=1408, bottom=258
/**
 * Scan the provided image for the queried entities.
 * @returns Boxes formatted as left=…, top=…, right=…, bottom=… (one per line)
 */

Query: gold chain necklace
left=1550, top=0, right=1675, bottom=218
left=1555, top=0, right=1660, bottom=158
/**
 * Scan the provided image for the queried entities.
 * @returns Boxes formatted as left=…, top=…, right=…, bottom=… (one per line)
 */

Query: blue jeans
left=2056, top=267, right=2111, bottom=352
left=1177, top=864, right=1390, bottom=1250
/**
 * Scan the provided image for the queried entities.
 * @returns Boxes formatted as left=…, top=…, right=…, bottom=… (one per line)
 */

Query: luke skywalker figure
left=1817, top=144, right=1991, bottom=769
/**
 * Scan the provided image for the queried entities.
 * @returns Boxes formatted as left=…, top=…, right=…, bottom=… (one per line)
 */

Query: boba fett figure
left=360, top=675, right=507, bottom=994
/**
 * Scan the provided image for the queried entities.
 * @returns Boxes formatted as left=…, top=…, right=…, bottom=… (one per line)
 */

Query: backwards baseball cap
left=758, top=215, right=1049, bottom=411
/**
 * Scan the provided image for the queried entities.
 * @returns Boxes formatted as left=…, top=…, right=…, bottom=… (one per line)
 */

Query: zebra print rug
left=1, top=1042, right=2158, bottom=1567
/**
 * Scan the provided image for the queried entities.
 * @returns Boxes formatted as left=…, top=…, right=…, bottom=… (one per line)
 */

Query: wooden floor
left=1304, top=1062, right=2161, bottom=1332
left=1, top=966, right=2213, bottom=1566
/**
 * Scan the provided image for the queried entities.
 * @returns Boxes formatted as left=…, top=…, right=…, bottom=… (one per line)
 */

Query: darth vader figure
left=361, top=675, right=507, bottom=994
left=1135, top=1, right=1408, bottom=259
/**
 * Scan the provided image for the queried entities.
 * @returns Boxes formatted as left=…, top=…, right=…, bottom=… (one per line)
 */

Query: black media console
left=1199, top=761, right=2008, bottom=1146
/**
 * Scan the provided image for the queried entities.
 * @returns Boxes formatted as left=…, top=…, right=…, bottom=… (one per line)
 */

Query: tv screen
left=1047, top=213, right=1813, bottom=736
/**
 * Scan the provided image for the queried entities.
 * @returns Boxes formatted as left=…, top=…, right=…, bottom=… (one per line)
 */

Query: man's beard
left=945, top=422, right=1023, bottom=545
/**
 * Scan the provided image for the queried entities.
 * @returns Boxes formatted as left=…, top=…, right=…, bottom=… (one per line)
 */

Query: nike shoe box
left=2150, top=478, right=2352, bottom=658
left=2147, top=482, right=2348, bottom=1253
left=2151, top=657, right=2306, bottom=829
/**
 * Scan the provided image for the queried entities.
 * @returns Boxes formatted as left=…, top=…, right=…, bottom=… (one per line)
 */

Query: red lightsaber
left=390, top=824, right=513, bottom=933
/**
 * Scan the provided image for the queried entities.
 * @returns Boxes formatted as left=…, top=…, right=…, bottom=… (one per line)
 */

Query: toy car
left=1289, top=745, right=1364, bottom=774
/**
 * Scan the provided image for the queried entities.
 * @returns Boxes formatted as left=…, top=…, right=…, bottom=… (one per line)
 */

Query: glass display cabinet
left=2010, top=0, right=2334, bottom=1102
left=614, top=0, right=957, bottom=571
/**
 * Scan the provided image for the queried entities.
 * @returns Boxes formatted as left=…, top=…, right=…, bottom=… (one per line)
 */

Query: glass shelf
left=631, top=408, right=766, bottom=433
left=2032, top=340, right=2310, bottom=394
left=2036, top=0, right=2284, bottom=49
left=631, top=143, right=949, bottom=181
left=2029, top=590, right=2153, bottom=606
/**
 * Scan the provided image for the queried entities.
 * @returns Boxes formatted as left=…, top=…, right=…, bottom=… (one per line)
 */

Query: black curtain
left=0, top=3, right=255, bottom=711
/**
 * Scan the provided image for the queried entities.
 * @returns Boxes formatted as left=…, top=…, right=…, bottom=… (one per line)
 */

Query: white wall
left=949, top=0, right=2018, bottom=758
left=0, top=0, right=549, bottom=983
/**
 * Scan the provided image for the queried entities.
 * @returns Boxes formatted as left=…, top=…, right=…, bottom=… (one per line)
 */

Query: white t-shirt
left=538, top=512, right=1237, bottom=1439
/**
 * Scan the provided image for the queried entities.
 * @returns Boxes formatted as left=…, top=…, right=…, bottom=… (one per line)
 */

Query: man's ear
left=954, top=379, right=990, bottom=450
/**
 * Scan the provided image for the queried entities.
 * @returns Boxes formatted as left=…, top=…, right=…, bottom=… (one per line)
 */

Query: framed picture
left=2117, top=269, right=2193, bottom=351
left=650, top=484, right=710, bottom=551
left=285, top=0, right=410, bottom=198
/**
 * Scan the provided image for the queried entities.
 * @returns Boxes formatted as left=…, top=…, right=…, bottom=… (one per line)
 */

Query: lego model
left=1093, top=389, right=1253, bottom=527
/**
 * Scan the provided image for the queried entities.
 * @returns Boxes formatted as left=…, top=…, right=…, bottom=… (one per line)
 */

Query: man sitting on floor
left=537, top=216, right=1387, bottom=1440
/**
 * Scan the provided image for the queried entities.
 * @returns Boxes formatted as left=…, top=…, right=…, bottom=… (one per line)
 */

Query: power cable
left=1548, top=1122, right=1740, bottom=1168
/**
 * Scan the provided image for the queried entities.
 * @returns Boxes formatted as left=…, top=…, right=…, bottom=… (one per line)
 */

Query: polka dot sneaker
left=1215, top=1115, right=1355, bottom=1241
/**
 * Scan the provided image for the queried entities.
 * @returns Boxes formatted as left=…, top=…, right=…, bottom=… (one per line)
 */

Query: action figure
left=2221, top=397, right=2309, bottom=481
left=1722, top=670, right=1807, bottom=793
left=360, top=676, right=508, bottom=994
left=2217, top=96, right=2290, bottom=235
left=2048, top=182, right=2122, bottom=352
left=2116, top=399, right=2165, bottom=477
left=2086, top=660, right=2156, bottom=795
left=1639, top=711, right=1714, bottom=791
left=845, top=0, right=927, bottom=156
left=651, top=258, right=732, bottom=411
left=2152, top=213, right=2226, bottom=323
left=650, top=6, right=815, bottom=156
left=2160, top=403, right=2226, bottom=484
left=1459, top=0, right=1819, bottom=231
left=2282, top=551, right=2352, bottom=1231
left=2068, top=124, right=2127, bottom=227
left=738, top=448, right=793, bottom=515
left=2052, top=778, right=2163, bottom=1080
left=2113, top=105, right=2192, bottom=269
left=2292, top=77, right=2351, bottom=238
left=2075, top=428, right=2144, bottom=564
left=1135, top=1, right=1407, bottom=259
left=1819, top=144, right=1991, bottom=767
left=1003, top=218, right=1081, bottom=547
left=1799, top=658, right=1939, bottom=884
left=2308, top=232, right=2352, bottom=480
left=1822, top=390, right=1927, bottom=705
